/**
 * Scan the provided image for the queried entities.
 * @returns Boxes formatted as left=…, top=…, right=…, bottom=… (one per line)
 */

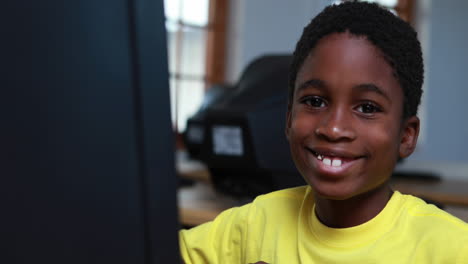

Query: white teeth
left=315, top=152, right=344, bottom=167
left=332, top=159, right=342, bottom=167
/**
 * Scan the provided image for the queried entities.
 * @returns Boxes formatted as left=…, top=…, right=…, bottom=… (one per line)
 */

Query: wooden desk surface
left=177, top=154, right=468, bottom=225
left=178, top=183, right=243, bottom=226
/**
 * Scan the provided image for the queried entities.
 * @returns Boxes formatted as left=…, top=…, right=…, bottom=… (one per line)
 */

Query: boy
left=179, top=2, right=468, bottom=263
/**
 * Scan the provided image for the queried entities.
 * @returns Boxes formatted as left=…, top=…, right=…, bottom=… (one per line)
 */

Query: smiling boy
left=179, top=2, right=468, bottom=263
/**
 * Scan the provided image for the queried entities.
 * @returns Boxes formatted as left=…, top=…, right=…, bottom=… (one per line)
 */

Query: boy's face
left=286, top=32, right=419, bottom=200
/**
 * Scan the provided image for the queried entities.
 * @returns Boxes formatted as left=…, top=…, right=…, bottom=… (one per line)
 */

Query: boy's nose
left=315, top=109, right=356, bottom=142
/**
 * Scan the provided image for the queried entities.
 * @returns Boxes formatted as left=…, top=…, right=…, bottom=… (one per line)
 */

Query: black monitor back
left=0, top=0, right=179, bottom=263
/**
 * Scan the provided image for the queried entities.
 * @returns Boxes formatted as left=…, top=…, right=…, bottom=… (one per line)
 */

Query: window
left=164, top=0, right=227, bottom=133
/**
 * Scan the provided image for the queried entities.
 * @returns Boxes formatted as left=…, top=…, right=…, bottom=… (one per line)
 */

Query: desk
left=177, top=156, right=468, bottom=225
left=178, top=183, right=243, bottom=226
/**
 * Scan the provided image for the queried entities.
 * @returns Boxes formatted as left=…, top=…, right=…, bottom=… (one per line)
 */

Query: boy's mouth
left=306, top=147, right=365, bottom=172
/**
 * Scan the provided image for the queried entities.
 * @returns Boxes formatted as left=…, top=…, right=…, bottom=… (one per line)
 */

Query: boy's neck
left=313, top=183, right=393, bottom=228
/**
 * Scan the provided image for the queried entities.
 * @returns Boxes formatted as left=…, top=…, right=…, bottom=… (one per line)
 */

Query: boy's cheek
left=290, top=113, right=315, bottom=135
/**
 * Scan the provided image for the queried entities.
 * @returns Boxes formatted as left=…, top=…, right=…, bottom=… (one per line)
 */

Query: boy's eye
left=301, top=96, right=326, bottom=108
left=356, top=102, right=382, bottom=114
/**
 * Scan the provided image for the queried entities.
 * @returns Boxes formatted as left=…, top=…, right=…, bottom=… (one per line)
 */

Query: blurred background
left=166, top=0, right=468, bottom=181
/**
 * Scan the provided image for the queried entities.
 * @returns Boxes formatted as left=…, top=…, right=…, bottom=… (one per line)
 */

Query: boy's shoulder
left=396, top=193, right=468, bottom=261
left=402, top=193, right=467, bottom=225
left=398, top=192, right=468, bottom=237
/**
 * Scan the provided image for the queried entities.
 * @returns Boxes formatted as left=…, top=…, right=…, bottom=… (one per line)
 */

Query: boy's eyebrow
left=353, top=83, right=390, bottom=102
left=296, top=79, right=326, bottom=92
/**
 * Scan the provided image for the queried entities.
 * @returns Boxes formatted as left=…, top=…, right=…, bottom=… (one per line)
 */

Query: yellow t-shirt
left=179, top=186, right=468, bottom=263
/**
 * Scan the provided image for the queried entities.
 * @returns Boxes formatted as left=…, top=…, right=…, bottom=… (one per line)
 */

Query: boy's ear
left=285, top=110, right=292, bottom=141
left=399, top=116, right=420, bottom=158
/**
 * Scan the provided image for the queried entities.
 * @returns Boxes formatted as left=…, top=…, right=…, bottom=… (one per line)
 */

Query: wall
left=400, top=0, right=468, bottom=179
left=225, top=0, right=329, bottom=83
left=410, top=0, right=468, bottom=162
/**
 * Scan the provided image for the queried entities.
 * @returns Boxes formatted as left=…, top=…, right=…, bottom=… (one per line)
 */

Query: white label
left=212, top=125, right=243, bottom=156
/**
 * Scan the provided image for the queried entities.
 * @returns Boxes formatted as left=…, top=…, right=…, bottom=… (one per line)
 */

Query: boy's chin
left=312, top=188, right=357, bottom=201
left=307, top=181, right=353, bottom=200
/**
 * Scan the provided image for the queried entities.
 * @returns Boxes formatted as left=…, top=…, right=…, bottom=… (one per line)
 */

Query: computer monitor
left=1, top=0, right=179, bottom=263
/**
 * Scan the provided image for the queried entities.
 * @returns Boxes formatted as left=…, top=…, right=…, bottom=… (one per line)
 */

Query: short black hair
left=288, top=1, right=424, bottom=119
